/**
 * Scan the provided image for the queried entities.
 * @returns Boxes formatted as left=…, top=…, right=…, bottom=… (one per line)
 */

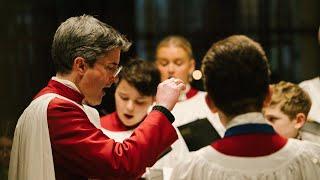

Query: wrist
left=152, top=105, right=175, bottom=123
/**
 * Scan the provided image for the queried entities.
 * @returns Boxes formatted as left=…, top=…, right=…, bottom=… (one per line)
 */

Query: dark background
left=0, top=0, right=319, bottom=135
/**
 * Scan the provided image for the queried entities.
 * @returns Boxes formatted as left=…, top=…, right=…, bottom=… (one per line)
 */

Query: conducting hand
left=155, top=78, right=186, bottom=111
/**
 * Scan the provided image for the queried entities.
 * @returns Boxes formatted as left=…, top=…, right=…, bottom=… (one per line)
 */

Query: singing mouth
left=124, top=114, right=133, bottom=119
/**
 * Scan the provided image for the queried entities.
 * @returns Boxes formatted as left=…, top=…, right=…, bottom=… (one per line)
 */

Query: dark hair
left=52, top=15, right=131, bottom=74
left=119, top=59, right=161, bottom=96
left=202, top=35, right=270, bottom=117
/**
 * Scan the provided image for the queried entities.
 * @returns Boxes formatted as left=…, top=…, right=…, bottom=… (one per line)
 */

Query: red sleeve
left=47, top=98, right=178, bottom=179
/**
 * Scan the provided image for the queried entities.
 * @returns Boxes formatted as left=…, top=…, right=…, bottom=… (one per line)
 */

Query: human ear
left=205, top=94, right=218, bottom=113
left=294, top=113, right=306, bottom=129
left=73, top=57, right=87, bottom=75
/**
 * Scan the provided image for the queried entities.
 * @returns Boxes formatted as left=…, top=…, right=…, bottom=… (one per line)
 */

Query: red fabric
left=38, top=80, right=178, bottom=180
left=35, top=79, right=84, bottom=103
left=186, top=87, right=198, bottom=99
left=212, top=133, right=287, bottom=157
left=101, top=112, right=142, bottom=131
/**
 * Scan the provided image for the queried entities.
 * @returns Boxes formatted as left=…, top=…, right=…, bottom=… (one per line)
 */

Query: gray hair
left=52, top=15, right=131, bottom=74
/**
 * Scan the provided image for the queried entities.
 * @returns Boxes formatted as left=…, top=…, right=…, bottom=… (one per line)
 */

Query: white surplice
left=170, top=113, right=320, bottom=180
left=300, top=77, right=320, bottom=122
left=9, top=78, right=101, bottom=180
left=152, top=91, right=225, bottom=172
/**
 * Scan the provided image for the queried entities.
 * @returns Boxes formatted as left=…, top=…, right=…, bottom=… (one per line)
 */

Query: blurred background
left=0, top=0, right=319, bottom=135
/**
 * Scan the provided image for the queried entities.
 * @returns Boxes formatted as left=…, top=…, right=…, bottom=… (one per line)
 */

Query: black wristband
left=152, top=105, right=175, bottom=123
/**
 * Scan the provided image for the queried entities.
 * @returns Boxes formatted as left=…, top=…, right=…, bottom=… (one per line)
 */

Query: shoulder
left=100, top=112, right=117, bottom=130
left=170, top=146, right=215, bottom=179
left=101, top=112, right=115, bottom=121
left=297, top=139, right=320, bottom=152
left=299, top=77, right=319, bottom=88
left=47, top=97, right=86, bottom=121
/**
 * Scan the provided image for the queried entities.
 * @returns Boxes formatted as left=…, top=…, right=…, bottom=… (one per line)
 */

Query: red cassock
left=35, top=80, right=178, bottom=180
left=101, top=112, right=134, bottom=132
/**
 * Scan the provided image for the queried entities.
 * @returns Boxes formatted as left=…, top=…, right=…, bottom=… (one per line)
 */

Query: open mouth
left=124, top=114, right=134, bottom=119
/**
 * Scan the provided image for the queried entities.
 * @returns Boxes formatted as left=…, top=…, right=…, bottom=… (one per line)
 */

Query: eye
left=267, top=117, right=277, bottom=123
left=105, top=64, right=117, bottom=72
left=120, top=96, right=129, bottom=101
left=157, top=60, right=169, bottom=66
left=135, top=100, right=146, bottom=105
left=174, top=60, right=183, bottom=66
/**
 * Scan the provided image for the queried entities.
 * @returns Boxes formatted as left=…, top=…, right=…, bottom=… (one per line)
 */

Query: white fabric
left=9, top=81, right=101, bottom=180
left=152, top=91, right=225, bottom=169
left=300, top=130, right=320, bottom=145
left=52, top=76, right=81, bottom=93
left=178, top=84, right=191, bottom=101
left=170, top=139, right=320, bottom=180
left=9, top=93, right=57, bottom=180
left=226, top=112, right=268, bottom=128
left=99, top=129, right=134, bottom=143
left=299, top=77, right=320, bottom=122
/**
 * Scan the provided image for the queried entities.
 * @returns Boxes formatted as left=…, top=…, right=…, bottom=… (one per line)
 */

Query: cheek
left=176, top=67, right=190, bottom=80
left=115, top=97, right=125, bottom=111
left=84, top=70, right=105, bottom=84
left=135, top=105, right=149, bottom=117
left=275, top=121, right=290, bottom=131
left=158, top=67, right=168, bottom=74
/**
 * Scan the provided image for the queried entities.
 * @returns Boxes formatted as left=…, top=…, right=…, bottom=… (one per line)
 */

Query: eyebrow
left=108, top=62, right=118, bottom=66
left=118, top=91, right=148, bottom=99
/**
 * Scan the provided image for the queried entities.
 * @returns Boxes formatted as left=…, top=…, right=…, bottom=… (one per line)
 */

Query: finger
left=173, top=78, right=183, bottom=84
left=176, top=83, right=186, bottom=90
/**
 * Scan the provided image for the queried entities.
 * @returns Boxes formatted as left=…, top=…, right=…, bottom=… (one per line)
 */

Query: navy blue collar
left=224, top=123, right=276, bottom=137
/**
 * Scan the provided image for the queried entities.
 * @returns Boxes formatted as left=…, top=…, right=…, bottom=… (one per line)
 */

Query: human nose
left=168, top=63, right=175, bottom=74
left=126, top=100, right=134, bottom=112
left=105, top=76, right=117, bottom=87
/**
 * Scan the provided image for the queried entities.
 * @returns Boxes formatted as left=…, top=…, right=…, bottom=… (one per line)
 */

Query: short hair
left=270, top=81, right=311, bottom=119
left=118, top=59, right=161, bottom=96
left=156, top=35, right=193, bottom=59
left=52, top=15, right=131, bottom=74
left=202, top=35, right=270, bottom=117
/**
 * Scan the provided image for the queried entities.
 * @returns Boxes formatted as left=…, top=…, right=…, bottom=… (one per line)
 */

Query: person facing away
left=153, top=36, right=225, bottom=170
left=263, top=81, right=320, bottom=144
left=170, top=35, right=320, bottom=180
left=9, top=15, right=186, bottom=180
left=99, top=59, right=161, bottom=142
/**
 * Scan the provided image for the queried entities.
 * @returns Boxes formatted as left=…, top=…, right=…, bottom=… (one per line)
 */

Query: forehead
left=96, top=48, right=121, bottom=65
left=156, top=45, right=190, bottom=59
left=264, top=104, right=284, bottom=115
left=116, top=80, right=143, bottom=97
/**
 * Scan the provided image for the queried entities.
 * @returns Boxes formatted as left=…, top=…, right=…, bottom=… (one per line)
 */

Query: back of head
left=156, top=35, right=193, bottom=59
left=52, top=15, right=131, bottom=74
left=270, top=81, right=311, bottom=119
left=119, top=59, right=161, bottom=96
left=202, top=35, right=270, bottom=117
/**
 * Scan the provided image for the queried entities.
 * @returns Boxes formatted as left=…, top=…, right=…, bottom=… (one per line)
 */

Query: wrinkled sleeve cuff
left=152, top=105, right=175, bottom=123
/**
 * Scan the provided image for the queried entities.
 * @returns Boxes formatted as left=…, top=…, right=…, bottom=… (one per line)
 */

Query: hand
left=155, top=78, right=186, bottom=111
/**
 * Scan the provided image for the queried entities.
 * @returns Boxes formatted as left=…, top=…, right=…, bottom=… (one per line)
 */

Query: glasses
left=113, top=66, right=122, bottom=77
left=97, top=63, right=123, bottom=77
